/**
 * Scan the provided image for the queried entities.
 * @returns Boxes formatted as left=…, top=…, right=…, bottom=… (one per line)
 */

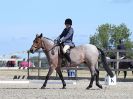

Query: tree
left=90, top=23, right=112, bottom=49
left=89, top=23, right=133, bottom=58
left=110, top=23, right=131, bottom=47
left=90, top=33, right=98, bottom=46
left=90, top=23, right=132, bottom=49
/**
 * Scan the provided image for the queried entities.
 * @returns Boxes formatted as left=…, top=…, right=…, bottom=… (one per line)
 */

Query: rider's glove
left=54, top=39, right=61, bottom=45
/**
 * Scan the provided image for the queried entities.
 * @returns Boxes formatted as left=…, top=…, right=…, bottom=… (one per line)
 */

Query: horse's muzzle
left=29, top=49, right=34, bottom=54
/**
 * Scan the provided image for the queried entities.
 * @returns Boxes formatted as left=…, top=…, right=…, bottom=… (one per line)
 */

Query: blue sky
left=0, top=0, right=133, bottom=57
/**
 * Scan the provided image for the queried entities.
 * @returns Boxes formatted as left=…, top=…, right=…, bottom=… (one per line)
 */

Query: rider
left=117, top=39, right=126, bottom=59
left=54, top=18, right=75, bottom=65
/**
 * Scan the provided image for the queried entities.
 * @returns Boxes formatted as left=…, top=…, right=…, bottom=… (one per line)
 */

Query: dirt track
left=0, top=80, right=133, bottom=99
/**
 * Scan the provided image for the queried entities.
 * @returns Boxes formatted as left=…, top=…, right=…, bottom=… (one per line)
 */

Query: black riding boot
left=64, top=52, right=71, bottom=65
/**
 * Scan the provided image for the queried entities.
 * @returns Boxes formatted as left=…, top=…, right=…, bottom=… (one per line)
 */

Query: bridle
left=30, top=37, right=61, bottom=54
left=41, top=37, right=59, bottom=52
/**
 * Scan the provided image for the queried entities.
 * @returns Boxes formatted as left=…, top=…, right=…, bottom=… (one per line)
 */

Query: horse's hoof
left=62, top=86, right=66, bottom=89
left=86, top=85, right=92, bottom=90
left=96, top=83, right=103, bottom=89
left=41, top=86, right=46, bottom=89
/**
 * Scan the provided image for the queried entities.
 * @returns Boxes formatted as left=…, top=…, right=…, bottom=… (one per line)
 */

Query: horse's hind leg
left=95, top=68, right=102, bottom=89
left=56, top=67, right=66, bottom=89
left=124, top=71, right=127, bottom=79
left=86, top=66, right=96, bottom=89
left=118, top=71, right=120, bottom=76
left=41, top=67, right=54, bottom=89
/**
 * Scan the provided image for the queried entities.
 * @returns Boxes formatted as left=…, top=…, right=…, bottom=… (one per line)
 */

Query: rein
left=47, top=44, right=58, bottom=52
left=41, top=37, right=59, bottom=52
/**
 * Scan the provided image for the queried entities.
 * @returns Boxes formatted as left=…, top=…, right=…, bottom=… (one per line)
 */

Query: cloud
left=106, top=0, right=132, bottom=3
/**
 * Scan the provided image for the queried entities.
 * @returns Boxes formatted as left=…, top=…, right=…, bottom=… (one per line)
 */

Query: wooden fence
left=27, top=49, right=133, bottom=78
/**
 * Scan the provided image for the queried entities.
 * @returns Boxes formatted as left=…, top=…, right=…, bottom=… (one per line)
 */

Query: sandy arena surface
left=0, top=80, right=133, bottom=99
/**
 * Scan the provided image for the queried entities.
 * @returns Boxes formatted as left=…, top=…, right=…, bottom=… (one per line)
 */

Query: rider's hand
left=54, top=39, right=57, bottom=44
left=54, top=39, right=61, bottom=45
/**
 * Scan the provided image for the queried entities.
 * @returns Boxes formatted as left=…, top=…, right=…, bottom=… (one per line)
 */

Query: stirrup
left=66, top=61, right=71, bottom=66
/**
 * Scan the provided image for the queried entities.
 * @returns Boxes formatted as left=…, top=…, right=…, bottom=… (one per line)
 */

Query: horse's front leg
left=55, top=67, right=66, bottom=89
left=41, top=67, right=55, bottom=89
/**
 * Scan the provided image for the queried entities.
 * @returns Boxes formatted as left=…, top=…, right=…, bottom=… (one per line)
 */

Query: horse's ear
left=39, top=33, right=43, bottom=38
left=36, top=34, right=39, bottom=38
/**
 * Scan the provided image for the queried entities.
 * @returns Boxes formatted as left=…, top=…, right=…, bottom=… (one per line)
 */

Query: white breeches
left=63, top=45, right=70, bottom=53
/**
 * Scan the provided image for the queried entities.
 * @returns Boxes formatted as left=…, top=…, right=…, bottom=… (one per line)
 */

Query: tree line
left=89, top=23, right=133, bottom=58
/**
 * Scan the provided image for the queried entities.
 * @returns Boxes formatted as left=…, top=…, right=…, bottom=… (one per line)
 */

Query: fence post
left=38, top=68, right=40, bottom=77
left=28, top=68, right=29, bottom=77
left=38, top=51, right=41, bottom=77
left=116, top=50, right=119, bottom=77
left=38, top=51, right=41, bottom=67
left=75, top=66, right=78, bottom=79
left=27, top=51, right=30, bottom=77
left=28, top=51, right=30, bottom=67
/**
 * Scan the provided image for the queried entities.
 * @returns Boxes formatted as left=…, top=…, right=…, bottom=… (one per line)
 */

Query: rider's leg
left=63, top=45, right=71, bottom=63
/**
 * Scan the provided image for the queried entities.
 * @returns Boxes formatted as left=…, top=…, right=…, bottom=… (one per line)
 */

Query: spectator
left=117, top=39, right=126, bottom=59
left=20, top=58, right=32, bottom=68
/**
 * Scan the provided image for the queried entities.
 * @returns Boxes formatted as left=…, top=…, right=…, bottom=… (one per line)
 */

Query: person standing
left=117, top=39, right=126, bottom=59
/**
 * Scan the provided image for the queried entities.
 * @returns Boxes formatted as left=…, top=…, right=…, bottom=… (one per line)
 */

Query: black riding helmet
left=65, top=18, right=72, bottom=25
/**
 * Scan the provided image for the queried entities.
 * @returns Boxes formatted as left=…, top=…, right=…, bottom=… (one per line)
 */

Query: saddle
left=52, top=41, right=75, bottom=66
left=59, top=44, right=75, bottom=67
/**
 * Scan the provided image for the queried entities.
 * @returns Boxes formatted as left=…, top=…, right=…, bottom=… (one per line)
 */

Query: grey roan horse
left=29, top=34, right=114, bottom=89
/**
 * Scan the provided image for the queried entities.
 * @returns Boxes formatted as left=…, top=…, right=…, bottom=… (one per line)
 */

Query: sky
left=0, top=0, right=133, bottom=57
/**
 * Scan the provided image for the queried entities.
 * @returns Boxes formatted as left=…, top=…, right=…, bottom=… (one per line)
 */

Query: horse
left=29, top=33, right=114, bottom=89
left=106, top=56, right=133, bottom=79
left=118, top=61, right=133, bottom=79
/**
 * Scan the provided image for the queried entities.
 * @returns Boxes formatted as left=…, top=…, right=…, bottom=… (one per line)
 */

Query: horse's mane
left=43, top=37, right=54, bottom=46
left=43, top=37, right=54, bottom=42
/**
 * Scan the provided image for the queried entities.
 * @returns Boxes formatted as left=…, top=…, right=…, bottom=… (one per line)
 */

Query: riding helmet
left=65, top=18, right=72, bottom=25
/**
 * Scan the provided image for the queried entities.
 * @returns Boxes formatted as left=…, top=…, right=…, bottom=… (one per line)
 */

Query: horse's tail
left=97, top=48, right=114, bottom=77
